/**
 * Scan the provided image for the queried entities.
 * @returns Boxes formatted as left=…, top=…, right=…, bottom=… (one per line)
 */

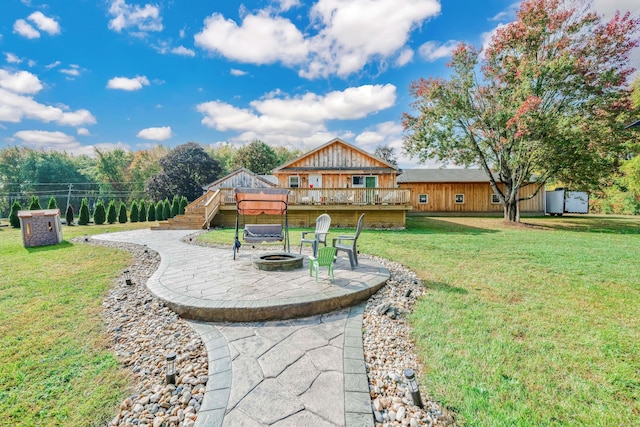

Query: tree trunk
left=504, top=198, right=520, bottom=222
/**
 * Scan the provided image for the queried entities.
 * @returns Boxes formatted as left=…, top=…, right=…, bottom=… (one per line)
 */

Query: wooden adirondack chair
left=309, top=246, right=337, bottom=282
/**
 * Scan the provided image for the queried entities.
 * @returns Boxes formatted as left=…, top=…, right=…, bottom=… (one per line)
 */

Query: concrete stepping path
left=94, top=229, right=385, bottom=426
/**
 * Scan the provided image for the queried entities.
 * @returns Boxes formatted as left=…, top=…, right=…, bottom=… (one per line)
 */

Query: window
left=352, top=176, right=364, bottom=187
left=418, top=194, right=429, bottom=204
left=26, top=223, right=32, bottom=235
left=288, top=176, right=300, bottom=188
left=455, top=194, right=465, bottom=204
left=491, top=194, right=500, bottom=204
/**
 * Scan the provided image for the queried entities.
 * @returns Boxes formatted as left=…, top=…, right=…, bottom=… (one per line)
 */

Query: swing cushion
left=244, top=224, right=283, bottom=242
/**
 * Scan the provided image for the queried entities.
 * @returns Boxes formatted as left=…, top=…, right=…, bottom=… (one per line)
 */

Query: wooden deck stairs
left=151, top=189, right=221, bottom=230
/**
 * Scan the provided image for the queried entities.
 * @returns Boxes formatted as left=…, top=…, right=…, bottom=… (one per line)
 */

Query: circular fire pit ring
left=252, top=252, right=304, bottom=271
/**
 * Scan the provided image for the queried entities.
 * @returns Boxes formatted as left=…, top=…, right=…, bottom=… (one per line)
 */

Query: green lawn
left=0, top=222, right=151, bottom=427
left=202, top=215, right=640, bottom=426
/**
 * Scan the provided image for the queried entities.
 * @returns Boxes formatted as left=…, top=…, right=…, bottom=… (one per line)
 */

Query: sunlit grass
left=0, top=222, right=151, bottom=426
left=201, top=215, right=640, bottom=426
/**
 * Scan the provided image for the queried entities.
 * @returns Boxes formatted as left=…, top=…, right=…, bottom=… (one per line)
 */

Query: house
left=18, top=209, right=63, bottom=248
left=397, top=169, right=545, bottom=214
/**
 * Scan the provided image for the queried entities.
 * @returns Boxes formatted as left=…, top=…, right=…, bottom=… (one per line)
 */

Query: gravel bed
left=83, top=233, right=455, bottom=427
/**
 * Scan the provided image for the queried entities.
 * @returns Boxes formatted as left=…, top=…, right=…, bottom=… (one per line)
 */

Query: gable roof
left=203, top=167, right=277, bottom=190
left=397, top=169, right=499, bottom=183
left=273, top=138, right=398, bottom=173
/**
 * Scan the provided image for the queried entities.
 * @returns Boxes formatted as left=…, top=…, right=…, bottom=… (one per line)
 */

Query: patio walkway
left=94, top=229, right=387, bottom=427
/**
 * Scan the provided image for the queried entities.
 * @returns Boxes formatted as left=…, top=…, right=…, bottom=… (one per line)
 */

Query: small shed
left=203, top=168, right=277, bottom=192
left=18, top=209, right=63, bottom=248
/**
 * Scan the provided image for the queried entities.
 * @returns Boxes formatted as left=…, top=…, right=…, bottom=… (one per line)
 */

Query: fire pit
left=253, top=252, right=304, bottom=271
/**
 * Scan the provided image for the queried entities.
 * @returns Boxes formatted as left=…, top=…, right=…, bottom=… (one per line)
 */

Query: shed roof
left=397, top=169, right=498, bottom=183
left=203, top=167, right=277, bottom=190
left=18, top=209, right=61, bottom=218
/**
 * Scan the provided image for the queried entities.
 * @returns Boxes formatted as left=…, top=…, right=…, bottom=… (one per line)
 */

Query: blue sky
left=1, top=0, right=638, bottom=168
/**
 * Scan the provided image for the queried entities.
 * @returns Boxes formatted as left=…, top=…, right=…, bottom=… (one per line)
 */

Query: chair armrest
left=301, top=231, right=315, bottom=238
left=333, top=235, right=355, bottom=245
left=308, top=255, right=318, bottom=262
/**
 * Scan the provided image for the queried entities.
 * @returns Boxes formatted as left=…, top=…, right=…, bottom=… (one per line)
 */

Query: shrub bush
left=10, top=200, right=21, bottom=228
left=171, top=195, right=180, bottom=218
left=118, top=203, right=128, bottom=224
left=179, top=196, right=188, bottom=215
left=78, top=198, right=90, bottom=225
left=163, top=198, right=171, bottom=220
left=65, top=204, right=74, bottom=226
left=107, top=200, right=117, bottom=224
left=155, top=201, right=163, bottom=221
left=94, top=200, right=106, bottom=225
left=130, top=201, right=139, bottom=223
left=47, top=196, right=57, bottom=210
left=147, top=201, right=156, bottom=221
left=138, top=200, right=147, bottom=222
left=29, top=196, right=41, bottom=210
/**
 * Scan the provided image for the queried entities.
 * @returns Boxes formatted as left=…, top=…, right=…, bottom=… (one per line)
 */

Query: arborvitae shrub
left=162, top=198, right=171, bottom=220
left=47, top=196, right=57, bottom=209
left=65, top=204, right=74, bottom=226
left=118, top=203, right=128, bottom=224
left=130, top=201, right=139, bottom=222
left=10, top=200, right=22, bottom=228
left=78, top=198, right=90, bottom=225
left=155, top=201, right=163, bottom=221
left=29, top=196, right=41, bottom=210
left=139, top=200, right=147, bottom=222
left=107, top=200, right=117, bottom=224
left=147, top=201, right=156, bottom=221
left=171, top=195, right=180, bottom=218
left=179, top=196, right=188, bottom=215
left=94, top=200, right=106, bottom=225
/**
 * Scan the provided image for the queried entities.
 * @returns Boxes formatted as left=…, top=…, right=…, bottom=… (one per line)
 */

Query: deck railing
left=218, top=187, right=410, bottom=206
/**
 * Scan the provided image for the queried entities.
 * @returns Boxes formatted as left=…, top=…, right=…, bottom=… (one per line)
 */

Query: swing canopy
left=235, top=188, right=289, bottom=215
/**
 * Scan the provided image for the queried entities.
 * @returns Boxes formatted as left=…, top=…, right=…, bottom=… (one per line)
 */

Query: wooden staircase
left=151, top=189, right=221, bottom=230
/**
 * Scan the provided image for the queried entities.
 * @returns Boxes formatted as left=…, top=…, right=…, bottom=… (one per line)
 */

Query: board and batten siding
left=399, top=182, right=544, bottom=213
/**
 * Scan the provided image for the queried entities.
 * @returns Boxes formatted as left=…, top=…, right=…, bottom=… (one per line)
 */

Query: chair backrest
left=353, top=213, right=365, bottom=240
left=315, top=213, right=331, bottom=234
left=316, top=246, right=337, bottom=265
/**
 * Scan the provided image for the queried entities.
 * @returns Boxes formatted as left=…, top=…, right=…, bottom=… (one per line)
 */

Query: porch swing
left=233, top=188, right=290, bottom=260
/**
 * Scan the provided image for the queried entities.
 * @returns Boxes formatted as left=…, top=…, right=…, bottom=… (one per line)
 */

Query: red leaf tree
left=403, top=0, right=640, bottom=222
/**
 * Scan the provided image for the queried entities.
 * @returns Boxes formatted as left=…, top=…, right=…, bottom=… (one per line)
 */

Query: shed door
left=309, top=174, right=322, bottom=188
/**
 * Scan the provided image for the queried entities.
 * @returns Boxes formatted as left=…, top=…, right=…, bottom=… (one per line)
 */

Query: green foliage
left=208, top=143, right=238, bottom=176
left=631, top=75, right=640, bottom=109
left=93, top=200, right=106, bottom=225
left=118, top=202, right=128, bottom=223
left=171, top=195, right=180, bottom=218
left=146, top=142, right=221, bottom=202
left=107, top=200, right=117, bottom=224
left=92, top=148, right=134, bottom=196
left=147, top=201, right=156, bottom=221
left=162, top=198, right=171, bottom=220
left=129, top=200, right=139, bottom=223
left=374, top=145, right=398, bottom=166
left=402, top=1, right=640, bottom=221
left=155, top=200, right=163, bottom=221
left=234, top=139, right=280, bottom=174
left=47, top=196, right=57, bottom=210
left=9, top=200, right=21, bottom=228
left=65, top=204, right=74, bottom=226
left=138, top=200, right=147, bottom=222
left=29, top=195, right=41, bottom=210
left=179, top=196, right=188, bottom=214
left=78, top=198, right=90, bottom=225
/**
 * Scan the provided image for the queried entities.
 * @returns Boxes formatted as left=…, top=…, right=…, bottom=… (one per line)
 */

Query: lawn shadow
left=406, top=216, right=499, bottom=235
left=25, top=241, right=74, bottom=253
left=529, top=215, right=640, bottom=235
left=425, top=280, right=469, bottom=294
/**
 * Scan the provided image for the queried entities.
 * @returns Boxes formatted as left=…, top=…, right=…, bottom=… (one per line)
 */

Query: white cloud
left=5, top=52, right=22, bottom=64
left=489, top=2, right=520, bottom=22
left=396, top=48, right=414, bottom=67
left=171, top=46, right=195, bottom=57
left=0, top=69, right=43, bottom=94
left=45, top=60, right=61, bottom=70
left=418, top=40, right=459, bottom=61
left=106, top=75, right=150, bottom=91
left=137, top=126, right=173, bottom=140
left=28, top=11, right=61, bottom=35
left=13, top=130, right=128, bottom=156
left=77, top=127, right=90, bottom=136
left=196, top=84, right=396, bottom=146
left=195, top=12, right=308, bottom=66
left=107, top=0, right=163, bottom=33
left=14, top=19, right=40, bottom=39
left=592, top=0, right=640, bottom=20
left=277, top=0, right=301, bottom=12
left=60, top=65, right=82, bottom=77
left=230, top=68, right=248, bottom=76
left=302, top=0, right=441, bottom=78
left=480, top=24, right=505, bottom=54
left=0, top=87, right=96, bottom=126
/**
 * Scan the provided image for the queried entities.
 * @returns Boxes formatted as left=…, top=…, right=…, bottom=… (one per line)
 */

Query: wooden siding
left=276, top=173, right=396, bottom=189
left=399, top=182, right=544, bottom=213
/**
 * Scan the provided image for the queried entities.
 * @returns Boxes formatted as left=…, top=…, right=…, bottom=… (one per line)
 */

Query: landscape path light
left=404, top=368, right=424, bottom=408
left=166, top=352, right=177, bottom=385
left=123, top=269, right=132, bottom=286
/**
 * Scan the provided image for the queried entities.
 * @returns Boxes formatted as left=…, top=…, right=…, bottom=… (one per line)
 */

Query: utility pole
left=66, top=183, right=73, bottom=209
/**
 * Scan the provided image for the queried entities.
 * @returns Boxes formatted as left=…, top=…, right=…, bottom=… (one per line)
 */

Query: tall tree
left=139, top=199, right=148, bottom=222
left=130, top=200, right=139, bottom=223
left=234, top=140, right=280, bottom=174
left=374, top=145, right=398, bottom=167
left=94, top=200, right=106, bottom=225
left=78, top=198, right=90, bottom=225
left=93, top=148, right=133, bottom=198
left=403, top=0, right=640, bottom=222
left=208, top=143, right=238, bottom=176
left=146, top=142, right=221, bottom=202
left=107, top=200, right=117, bottom=224
left=147, top=201, right=156, bottom=221
left=118, top=202, right=128, bottom=224
left=128, top=146, right=167, bottom=199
